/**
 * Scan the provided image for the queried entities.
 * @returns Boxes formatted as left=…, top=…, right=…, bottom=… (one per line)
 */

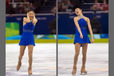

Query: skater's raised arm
left=74, top=17, right=83, bottom=39
left=32, top=16, right=38, bottom=26
left=86, top=18, right=94, bottom=43
left=23, top=17, right=27, bottom=25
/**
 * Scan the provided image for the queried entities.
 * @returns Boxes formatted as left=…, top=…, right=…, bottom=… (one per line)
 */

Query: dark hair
left=75, top=8, right=82, bottom=12
left=26, top=9, right=35, bottom=13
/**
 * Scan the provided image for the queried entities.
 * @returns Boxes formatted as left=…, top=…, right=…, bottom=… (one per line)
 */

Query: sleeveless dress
left=74, top=16, right=91, bottom=44
left=19, top=21, right=35, bottom=46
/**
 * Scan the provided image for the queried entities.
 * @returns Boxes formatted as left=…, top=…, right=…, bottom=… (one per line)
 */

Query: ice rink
left=6, top=43, right=108, bottom=76
left=58, top=43, right=108, bottom=76
left=6, top=43, right=56, bottom=76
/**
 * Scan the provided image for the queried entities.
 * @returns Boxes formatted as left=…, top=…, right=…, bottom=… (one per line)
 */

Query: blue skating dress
left=74, top=17, right=91, bottom=44
left=19, top=21, right=35, bottom=46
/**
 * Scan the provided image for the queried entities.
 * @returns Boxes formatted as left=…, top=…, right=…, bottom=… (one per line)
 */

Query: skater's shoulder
left=83, top=16, right=90, bottom=20
left=74, top=16, right=79, bottom=21
left=82, top=16, right=90, bottom=22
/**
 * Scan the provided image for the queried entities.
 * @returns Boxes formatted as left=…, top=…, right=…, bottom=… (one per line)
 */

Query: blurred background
left=58, top=0, right=108, bottom=43
left=6, top=0, right=56, bottom=43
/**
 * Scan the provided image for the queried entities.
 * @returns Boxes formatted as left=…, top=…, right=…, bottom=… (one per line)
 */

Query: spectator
left=18, top=4, right=26, bottom=13
left=58, top=0, right=73, bottom=12
left=100, top=0, right=108, bottom=11
left=70, top=0, right=80, bottom=10
left=6, top=0, right=10, bottom=13
left=91, top=16, right=101, bottom=34
left=66, top=0, right=73, bottom=12
left=48, top=19, right=56, bottom=34
left=91, top=0, right=102, bottom=11
left=24, top=3, right=35, bottom=13
left=6, top=0, right=56, bottom=14
left=49, top=6, right=56, bottom=34
left=58, top=2, right=64, bottom=12
left=6, top=0, right=15, bottom=14
left=91, top=0, right=108, bottom=11
left=51, top=6, right=56, bottom=14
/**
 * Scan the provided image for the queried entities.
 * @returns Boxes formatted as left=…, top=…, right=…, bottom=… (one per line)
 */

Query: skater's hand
left=80, top=34, right=83, bottom=39
left=91, top=38, right=94, bottom=43
left=23, top=17, right=30, bottom=25
left=32, top=16, right=38, bottom=25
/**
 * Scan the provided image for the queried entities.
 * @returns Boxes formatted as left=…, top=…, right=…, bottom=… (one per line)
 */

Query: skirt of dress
left=74, top=34, right=91, bottom=44
left=19, top=32, right=35, bottom=46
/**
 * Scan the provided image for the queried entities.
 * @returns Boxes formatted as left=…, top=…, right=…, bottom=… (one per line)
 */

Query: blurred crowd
left=6, top=0, right=108, bottom=14
left=58, top=0, right=108, bottom=12
left=91, top=0, right=108, bottom=11
left=6, top=0, right=56, bottom=14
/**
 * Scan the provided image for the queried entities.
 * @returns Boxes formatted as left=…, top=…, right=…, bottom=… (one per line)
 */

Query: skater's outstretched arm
left=32, top=16, right=38, bottom=26
left=86, top=18, right=94, bottom=43
left=74, top=17, right=83, bottom=39
left=23, top=17, right=27, bottom=25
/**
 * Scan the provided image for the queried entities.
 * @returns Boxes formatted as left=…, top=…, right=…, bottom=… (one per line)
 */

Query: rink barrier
left=58, top=11, right=108, bottom=34
left=6, top=13, right=56, bottom=35
left=6, top=38, right=108, bottom=43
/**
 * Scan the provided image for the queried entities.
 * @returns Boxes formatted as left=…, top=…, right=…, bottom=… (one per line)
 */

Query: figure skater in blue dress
left=16, top=10, right=38, bottom=75
left=72, top=8, right=94, bottom=75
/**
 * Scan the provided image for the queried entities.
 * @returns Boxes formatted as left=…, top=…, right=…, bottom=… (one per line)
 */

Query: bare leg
left=28, top=45, right=34, bottom=75
left=81, top=43, right=88, bottom=74
left=72, top=43, right=81, bottom=74
left=17, top=46, right=26, bottom=71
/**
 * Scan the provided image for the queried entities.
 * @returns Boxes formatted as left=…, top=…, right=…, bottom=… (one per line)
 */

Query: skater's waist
left=23, top=29, right=34, bottom=32
left=22, top=32, right=34, bottom=35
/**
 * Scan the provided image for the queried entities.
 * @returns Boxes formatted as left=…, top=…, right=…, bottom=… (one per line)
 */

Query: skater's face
left=75, top=8, right=82, bottom=16
left=27, top=11, right=35, bottom=20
